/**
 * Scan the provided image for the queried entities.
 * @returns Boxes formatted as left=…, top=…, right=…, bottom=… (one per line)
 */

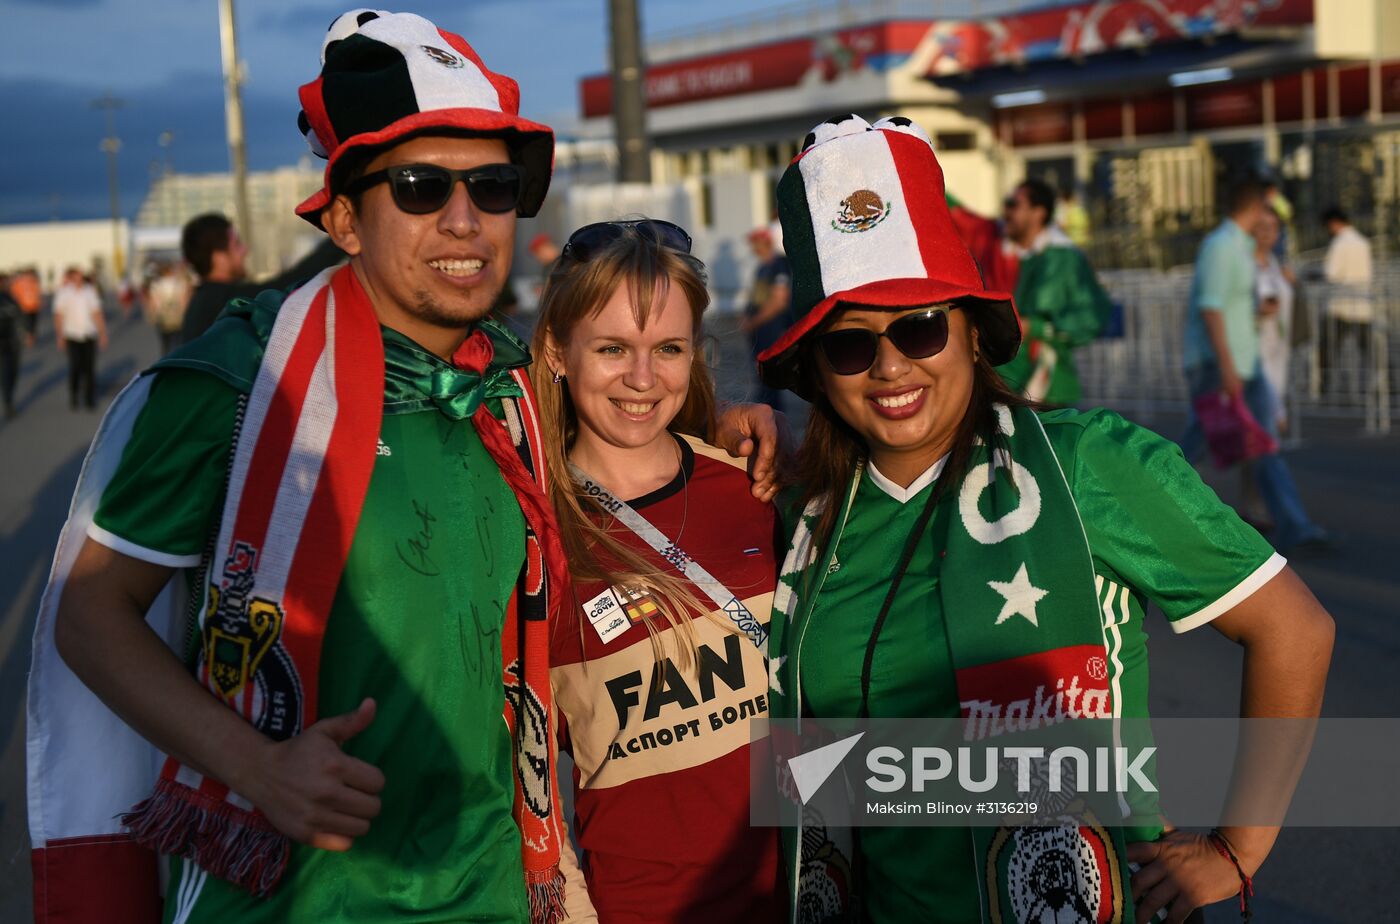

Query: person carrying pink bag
left=1177, top=178, right=1328, bottom=553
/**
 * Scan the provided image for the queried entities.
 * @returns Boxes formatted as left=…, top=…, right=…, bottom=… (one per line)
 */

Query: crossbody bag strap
left=569, top=462, right=768, bottom=656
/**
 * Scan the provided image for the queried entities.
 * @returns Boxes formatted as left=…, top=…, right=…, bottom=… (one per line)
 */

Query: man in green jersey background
left=998, top=177, right=1113, bottom=406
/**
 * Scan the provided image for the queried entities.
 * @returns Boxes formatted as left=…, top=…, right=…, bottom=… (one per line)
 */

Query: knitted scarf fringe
left=120, top=776, right=288, bottom=897
left=526, top=864, right=566, bottom=924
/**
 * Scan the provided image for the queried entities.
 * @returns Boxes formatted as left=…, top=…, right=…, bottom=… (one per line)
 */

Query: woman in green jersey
left=757, top=115, right=1334, bottom=924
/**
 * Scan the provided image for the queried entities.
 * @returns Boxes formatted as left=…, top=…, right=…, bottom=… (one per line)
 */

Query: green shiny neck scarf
left=155, top=288, right=531, bottom=422
left=380, top=320, right=528, bottom=419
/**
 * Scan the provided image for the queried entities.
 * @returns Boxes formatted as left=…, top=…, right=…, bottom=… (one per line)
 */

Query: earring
left=552, top=370, right=563, bottom=384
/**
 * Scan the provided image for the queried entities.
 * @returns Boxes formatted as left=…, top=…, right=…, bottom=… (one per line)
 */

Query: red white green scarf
left=109, top=265, right=567, bottom=921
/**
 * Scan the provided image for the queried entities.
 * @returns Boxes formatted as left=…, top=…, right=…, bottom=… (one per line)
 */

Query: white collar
left=866, top=454, right=949, bottom=504
left=1008, top=224, right=1075, bottom=259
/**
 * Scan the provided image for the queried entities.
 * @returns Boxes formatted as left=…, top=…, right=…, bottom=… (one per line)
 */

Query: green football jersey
left=998, top=244, right=1112, bottom=406
left=92, top=329, right=531, bottom=923
left=791, top=407, right=1280, bottom=923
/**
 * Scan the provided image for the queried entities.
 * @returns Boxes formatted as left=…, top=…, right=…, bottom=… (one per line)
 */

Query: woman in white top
left=1253, top=208, right=1294, bottom=430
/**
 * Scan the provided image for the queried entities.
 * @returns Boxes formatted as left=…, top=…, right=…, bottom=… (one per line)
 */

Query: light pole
left=218, top=0, right=253, bottom=257
left=158, top=130, right=175, bottom=175
left=92, top=92, right=126, bottom=278
left=158, top=130, right=175, bottom=226
left=608, top=0, right=651, bottom=183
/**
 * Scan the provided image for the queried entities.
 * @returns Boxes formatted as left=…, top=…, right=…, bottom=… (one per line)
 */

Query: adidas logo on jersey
left=377, top=438, right=392, bottom=457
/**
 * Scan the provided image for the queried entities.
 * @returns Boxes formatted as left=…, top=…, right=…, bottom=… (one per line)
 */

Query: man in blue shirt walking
left=1180, top=179, right=1327, bottom=551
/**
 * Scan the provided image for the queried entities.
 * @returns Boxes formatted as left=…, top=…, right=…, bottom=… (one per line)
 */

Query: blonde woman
left=532, top=220, right=783, bottom=923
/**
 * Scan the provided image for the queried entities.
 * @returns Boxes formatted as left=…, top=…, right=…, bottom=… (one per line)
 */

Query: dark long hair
left=790, top=308, right=1037, bottom=558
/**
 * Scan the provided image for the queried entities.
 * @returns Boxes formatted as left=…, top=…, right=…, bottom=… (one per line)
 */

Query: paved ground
left=1, top=308, right=1396, bottom=919
left=1133, top=412, right=1400, bottom=922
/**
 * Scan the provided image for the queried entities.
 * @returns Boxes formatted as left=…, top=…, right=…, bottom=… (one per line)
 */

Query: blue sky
left=0, top=0, right=757, bottom=224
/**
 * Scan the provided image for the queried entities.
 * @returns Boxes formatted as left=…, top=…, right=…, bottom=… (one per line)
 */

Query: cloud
left=252, top=3, right=349, bottom=34
left=254, top=0, right=491, bottom=34
left=252, top=0, right=590, bottom=36
left=0, top=0, right=766, bottom=223
left=0, top=73, right=306, bottom=224
left=237, top=0, right=603, bottom=124
left=1, top=0, right=102, bottom=8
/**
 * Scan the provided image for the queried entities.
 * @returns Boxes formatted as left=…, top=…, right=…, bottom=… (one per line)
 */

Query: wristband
left=1208, top=828, right=1254, bottom=922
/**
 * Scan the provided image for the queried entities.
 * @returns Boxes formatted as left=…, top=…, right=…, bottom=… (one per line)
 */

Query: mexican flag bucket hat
left=294, top=9, right=554, bottom=227
left=756, top=114, right=1019, bottom=395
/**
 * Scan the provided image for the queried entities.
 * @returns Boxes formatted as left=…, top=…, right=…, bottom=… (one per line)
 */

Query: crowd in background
left=0, top=183, right=1379, bottom=492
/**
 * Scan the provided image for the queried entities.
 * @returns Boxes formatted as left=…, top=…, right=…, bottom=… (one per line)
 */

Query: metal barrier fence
left=1080, top=262, right=1397, bottom=435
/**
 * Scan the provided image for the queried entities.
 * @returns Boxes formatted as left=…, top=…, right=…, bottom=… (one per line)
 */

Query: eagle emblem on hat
left=833, top=189, right=890, bottom=233
left=421, top=44, right=464, bottom=67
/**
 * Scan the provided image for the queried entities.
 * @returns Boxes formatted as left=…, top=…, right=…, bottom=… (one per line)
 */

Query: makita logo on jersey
left=960, top=672, right=1112, bottom=741
left=953, top=644, right=1115, bottom=742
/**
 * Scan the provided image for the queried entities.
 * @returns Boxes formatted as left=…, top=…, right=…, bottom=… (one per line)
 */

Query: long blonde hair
left=530, top=224, right=719, bottom=670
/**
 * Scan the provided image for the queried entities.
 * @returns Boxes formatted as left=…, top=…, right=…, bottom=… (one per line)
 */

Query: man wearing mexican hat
left=759, top=114, right=1331, bottom=924
left=28, top=11, right=583, bottom=923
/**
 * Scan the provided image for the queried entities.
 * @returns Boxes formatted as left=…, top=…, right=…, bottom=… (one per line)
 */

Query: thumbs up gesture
left=236, top=698, right=386, bottom=851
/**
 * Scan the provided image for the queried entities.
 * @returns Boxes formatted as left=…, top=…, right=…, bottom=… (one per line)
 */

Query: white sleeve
left=86, top=521, right=203, bottom=568
left=1323, top=239, right=1342, bottom=282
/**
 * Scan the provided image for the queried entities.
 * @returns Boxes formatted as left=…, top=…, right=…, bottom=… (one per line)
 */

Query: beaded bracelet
left=1208, top=828, right=1254, bottom=922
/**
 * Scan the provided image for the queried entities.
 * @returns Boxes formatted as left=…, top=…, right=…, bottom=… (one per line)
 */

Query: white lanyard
left=569, top=462, right=769, bottom=657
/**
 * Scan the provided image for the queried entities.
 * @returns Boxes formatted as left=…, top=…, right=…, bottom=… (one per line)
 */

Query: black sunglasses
left=345, top=162, right=524, bottom=215
left=560, top=219, right=693, bottom=262
left=816, top=307, right=957, bottom=376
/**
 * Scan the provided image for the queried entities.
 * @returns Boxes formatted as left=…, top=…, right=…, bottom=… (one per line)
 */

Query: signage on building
left=580, top=21, right=927, bottom=118
left=1186, top=83, right=1263, bottom=132
left=924, top=0, right=1312, bottom=77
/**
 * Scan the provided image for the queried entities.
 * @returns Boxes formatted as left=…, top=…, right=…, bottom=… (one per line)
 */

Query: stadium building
left=576, top=0, right=1400, bottom=270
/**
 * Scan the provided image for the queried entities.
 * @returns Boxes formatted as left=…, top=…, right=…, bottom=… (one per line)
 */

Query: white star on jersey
left=768, top=654, right=787, bottom=696
left=988, top=562, right=1048, bottom=627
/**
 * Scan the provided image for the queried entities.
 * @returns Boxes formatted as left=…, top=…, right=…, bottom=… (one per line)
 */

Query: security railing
left=1080, top=262, right=1397, bottom=435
